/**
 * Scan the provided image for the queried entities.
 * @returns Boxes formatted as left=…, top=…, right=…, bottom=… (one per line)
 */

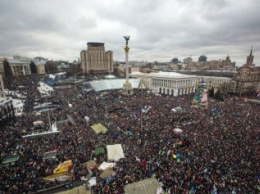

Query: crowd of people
left=0, top=74, right=259, bottom=194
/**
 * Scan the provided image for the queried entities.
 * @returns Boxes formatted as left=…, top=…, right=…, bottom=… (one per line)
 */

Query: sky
left=0, top=0, right=260, bottom=66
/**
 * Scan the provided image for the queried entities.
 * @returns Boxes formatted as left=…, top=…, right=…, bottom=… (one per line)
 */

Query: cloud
left=0, top=0, right=259, bottom=66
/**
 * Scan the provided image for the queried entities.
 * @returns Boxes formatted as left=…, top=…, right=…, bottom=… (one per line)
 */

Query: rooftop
left=130, top=71, right=197, bottom=79
left=87, top=42, right=105, bottom=47
left=89, top=78, right=140, bottom=92
left=8, top=59, right=29, bottom=64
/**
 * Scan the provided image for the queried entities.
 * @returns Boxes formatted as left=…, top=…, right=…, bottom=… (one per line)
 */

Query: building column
left=22, top=65, right=25, bottom=75
left=174, top=89, right=178, bottom=96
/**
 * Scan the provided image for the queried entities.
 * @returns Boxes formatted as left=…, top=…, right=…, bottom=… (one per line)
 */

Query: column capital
left=124, top=46, right=130, bottom=53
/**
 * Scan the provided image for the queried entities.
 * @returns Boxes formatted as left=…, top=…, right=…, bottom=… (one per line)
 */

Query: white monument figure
left=122, top=36, right=133, bottom=95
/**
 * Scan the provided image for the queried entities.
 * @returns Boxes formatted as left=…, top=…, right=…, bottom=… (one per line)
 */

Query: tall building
left=183, top=57, right=193, bottom=65
left=80, top=42, right=113, bottom=74
left=198, top=55, right=207, bottom=62
left=0, top=74, right=5, bottom=98
left=230, top=49, right=260, bottom=94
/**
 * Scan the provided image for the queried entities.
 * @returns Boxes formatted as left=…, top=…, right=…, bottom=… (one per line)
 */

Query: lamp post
left=46, top=97, right=52, bottom=131
left=74, top=71, right=83, bottom=89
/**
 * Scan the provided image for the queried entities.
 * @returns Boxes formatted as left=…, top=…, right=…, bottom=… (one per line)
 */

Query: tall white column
left=125, top=48, right=129, bottom=80
left=122, top=36, right=133, bottom=95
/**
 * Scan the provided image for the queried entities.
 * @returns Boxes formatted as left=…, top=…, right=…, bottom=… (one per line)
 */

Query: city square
left=0, top=70, right=259, bottom=193
left=1, top=1, right=260, bottom=193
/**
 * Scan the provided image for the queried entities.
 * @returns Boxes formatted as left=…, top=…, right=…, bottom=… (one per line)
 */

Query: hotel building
left=80, top=42, right=113, bottom=74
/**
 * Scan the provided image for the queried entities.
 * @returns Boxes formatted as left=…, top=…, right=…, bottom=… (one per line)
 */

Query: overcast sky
left=0, top=0, right=260, bottom=66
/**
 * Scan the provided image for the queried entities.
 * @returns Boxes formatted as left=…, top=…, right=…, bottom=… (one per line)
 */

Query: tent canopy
left=2, top=155, right=20, bottom=164
left=85, top=160, right=97, bottom=169
left=173, top=128, right=183, bottom=134
left=98, top=162, right=116, bottom=171
left=106, top=144, right=125, bottom=161
left=124, top=178, right=161, bottom=194
left=91, top=123, right=108, bottom=134
left=95, top=147, right=106, bottom=156
left=99, top=169, right=116, bottom=179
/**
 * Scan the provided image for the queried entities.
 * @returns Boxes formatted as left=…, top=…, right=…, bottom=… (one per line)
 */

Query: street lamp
left=45, top=97, right=52, bottom=131
left=74, top=71, right=84, bottom=89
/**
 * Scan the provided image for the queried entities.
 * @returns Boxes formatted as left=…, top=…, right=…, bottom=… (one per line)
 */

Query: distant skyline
left=0, top=0, right=260, bottom=66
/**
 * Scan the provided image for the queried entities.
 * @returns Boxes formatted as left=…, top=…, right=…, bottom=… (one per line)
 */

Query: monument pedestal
left=122, top=79, right=133, bottom=95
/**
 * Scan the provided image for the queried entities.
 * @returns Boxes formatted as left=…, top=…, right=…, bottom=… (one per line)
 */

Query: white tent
left=98, top=162, right=116, bottom=171
left=174, top=128, right=183, bottom=134
left=106, top=144, right=125, bottom=161
left=88, top=177, right=97, bottom=186
left=33, top=120, right=44, bottom=126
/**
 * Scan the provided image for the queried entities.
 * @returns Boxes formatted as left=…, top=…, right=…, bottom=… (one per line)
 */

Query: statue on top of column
left=123, top=36, right=130, bottom=46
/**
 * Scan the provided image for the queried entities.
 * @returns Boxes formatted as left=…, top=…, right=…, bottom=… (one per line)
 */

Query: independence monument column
left=122, top=36, right=133, bottom=95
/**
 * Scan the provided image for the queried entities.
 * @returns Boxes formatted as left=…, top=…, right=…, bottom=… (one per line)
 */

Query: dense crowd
left=0, top=75, right=259, bottom=194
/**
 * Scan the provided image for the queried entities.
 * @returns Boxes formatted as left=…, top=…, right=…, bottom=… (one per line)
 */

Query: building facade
left=183, top=56, right=236, bottom=71
left=197, top=76, right=231, bottom=92
left=0, top=98, right=15, bottom=126
left=36, top=64, right=46, bottom=74
left=229, top=50, right=260, bottom=94
left=0, top=75, right=15, bottom=126
left=0, top=59, right=31, bottom=76
left=151, top=72, right=197, bottom=96
left=10, top=60, right=31, bottom=76
left=80, top=42, right=113, bottom=74
left=130, top=71, right=231, bottom=96
left=183, top=57, right=193, bottom=65
left=0, top=75, right=5, bottom=98
left=131, top=72, right=197, bottom=96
